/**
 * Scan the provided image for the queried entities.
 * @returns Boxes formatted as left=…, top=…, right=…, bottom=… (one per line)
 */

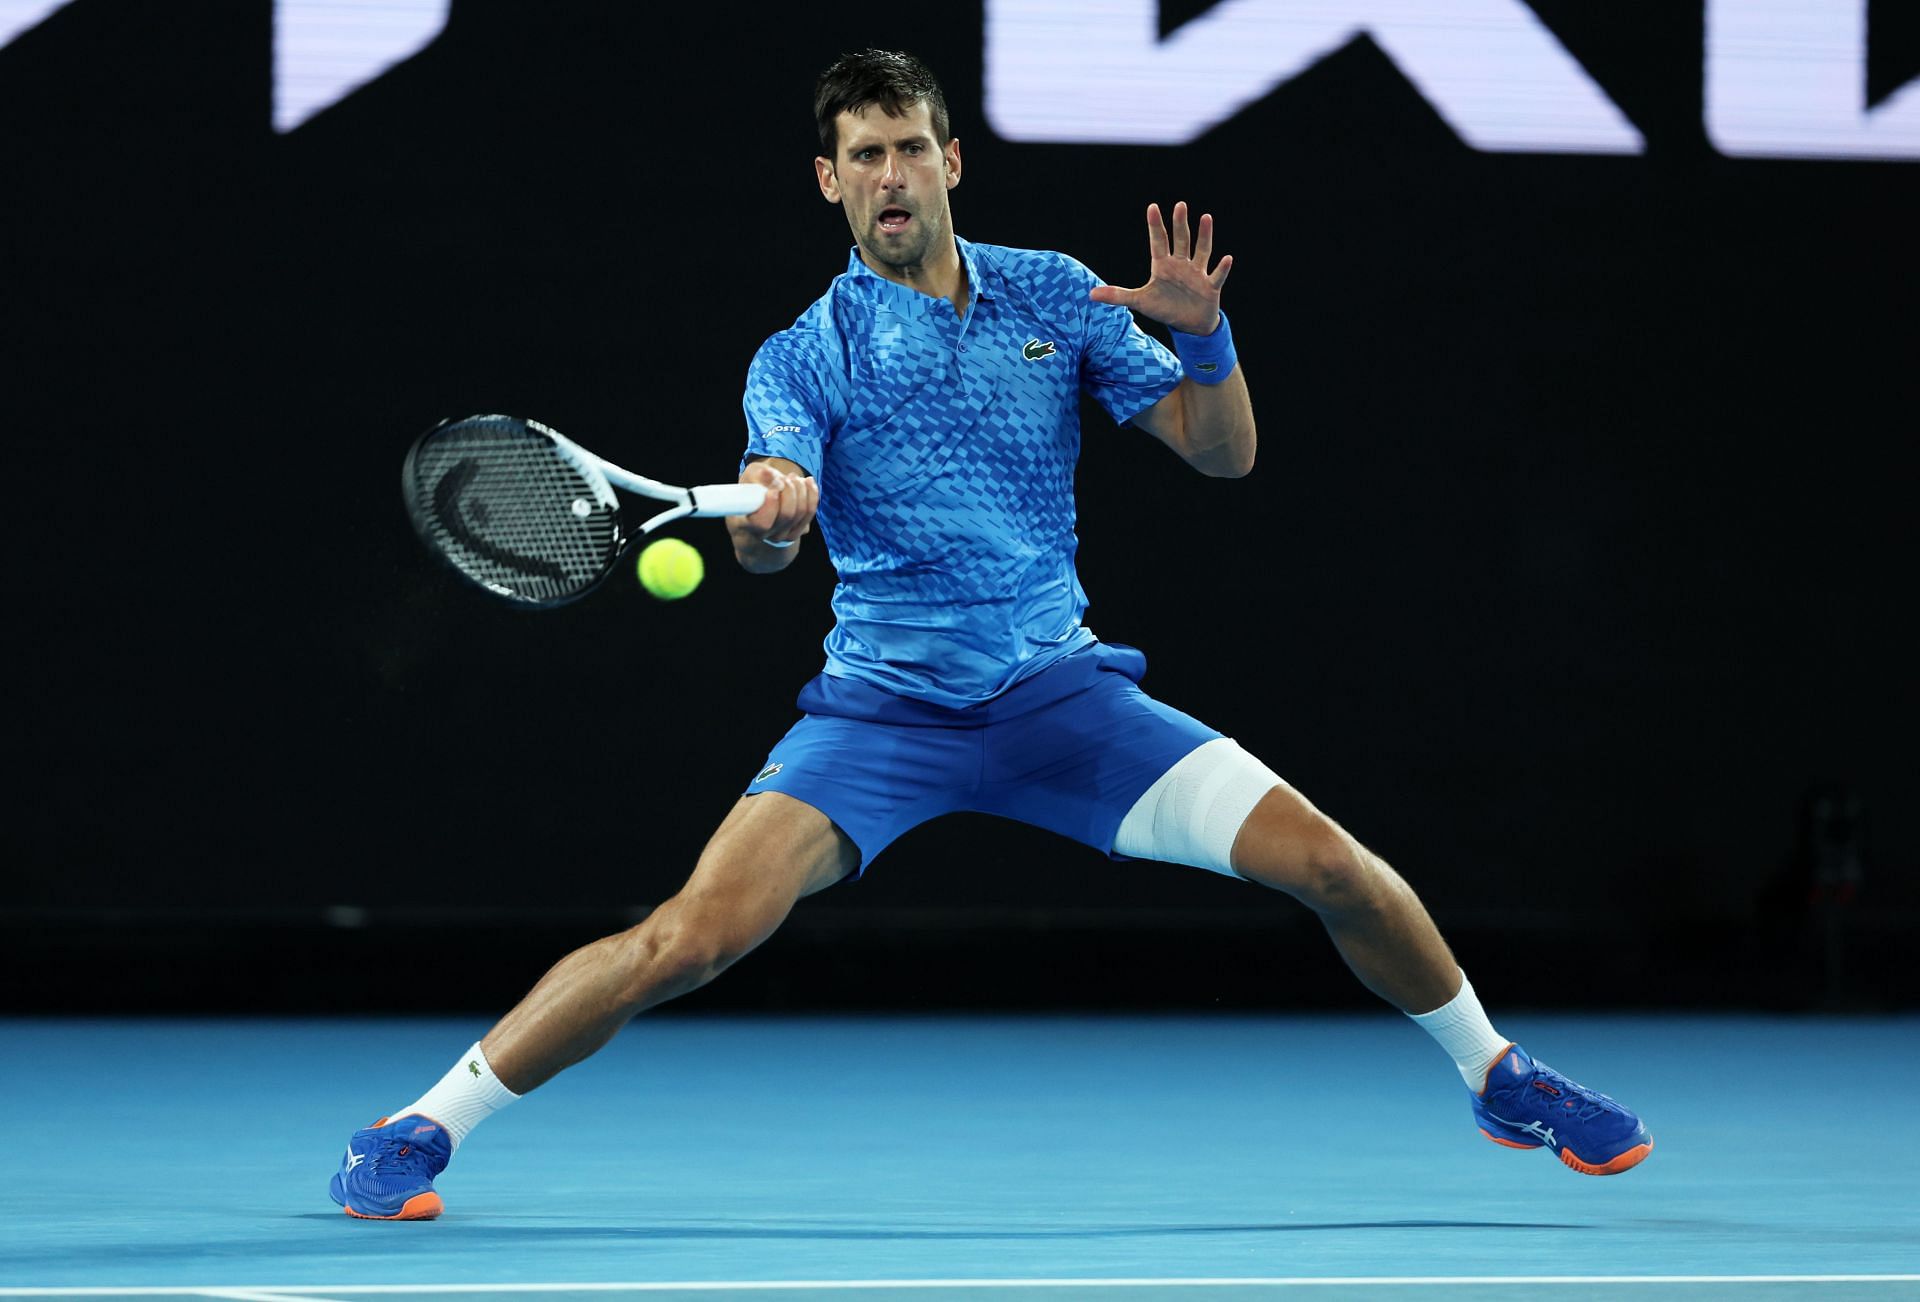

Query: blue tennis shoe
left=329, top=1114, right=452, bottom=1219
left=1472, top=1044, right=1653, bottom=1175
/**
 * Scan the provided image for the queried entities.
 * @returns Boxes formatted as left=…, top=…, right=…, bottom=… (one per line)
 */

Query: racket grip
left=686, top=483, right=768, bottom=517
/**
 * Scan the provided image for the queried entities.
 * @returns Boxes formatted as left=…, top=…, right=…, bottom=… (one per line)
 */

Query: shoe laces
left=1527, top=1062, right=1621, bottom=1123
left=361, top=1126, right=442, bottom=1180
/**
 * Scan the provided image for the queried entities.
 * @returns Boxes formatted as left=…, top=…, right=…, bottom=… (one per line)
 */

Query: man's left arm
left=1090, top=201, right=1256, bottom=479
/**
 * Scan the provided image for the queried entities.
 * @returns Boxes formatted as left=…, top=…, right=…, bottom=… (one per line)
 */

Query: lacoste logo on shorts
left=753, top=762, right=784, bottom=783
left=1022, top=339, right=1056, bottom=361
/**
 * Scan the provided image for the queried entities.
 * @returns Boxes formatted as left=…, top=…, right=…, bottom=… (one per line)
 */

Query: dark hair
left=814, top=49, right=951, bottom=158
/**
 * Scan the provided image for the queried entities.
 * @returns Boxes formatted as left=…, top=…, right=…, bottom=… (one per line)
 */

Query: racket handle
left=685, top=483, right=768, bottom=517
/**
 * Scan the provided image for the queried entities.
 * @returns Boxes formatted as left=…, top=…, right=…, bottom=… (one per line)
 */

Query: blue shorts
left=742, top=642, right=1220, bottom=873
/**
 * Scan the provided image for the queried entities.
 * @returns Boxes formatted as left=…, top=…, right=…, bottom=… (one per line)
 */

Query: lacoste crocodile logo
left=1022, top=339, right=1056, bottom=361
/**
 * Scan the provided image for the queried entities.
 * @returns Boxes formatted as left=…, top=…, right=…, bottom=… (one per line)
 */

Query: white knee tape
left=1112, top=737, right=1281, bottom=877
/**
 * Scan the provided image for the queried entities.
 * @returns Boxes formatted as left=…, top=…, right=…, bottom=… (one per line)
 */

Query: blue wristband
left=1171, top=309, right=1236, bottom=385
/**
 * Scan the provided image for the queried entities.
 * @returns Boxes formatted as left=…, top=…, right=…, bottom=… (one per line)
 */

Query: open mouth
left=877, top=207, right=912, bottom=234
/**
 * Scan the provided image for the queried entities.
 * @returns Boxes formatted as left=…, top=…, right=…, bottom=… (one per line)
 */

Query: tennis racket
left=401, top=413, right=767, bottom=607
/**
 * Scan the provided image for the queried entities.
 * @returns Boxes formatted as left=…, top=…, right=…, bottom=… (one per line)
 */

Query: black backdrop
left=5, top=1, right=1915, bottom=1012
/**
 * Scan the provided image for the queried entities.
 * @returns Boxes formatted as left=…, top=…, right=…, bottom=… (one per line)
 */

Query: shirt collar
left=842, top=235, right=995, bottom=316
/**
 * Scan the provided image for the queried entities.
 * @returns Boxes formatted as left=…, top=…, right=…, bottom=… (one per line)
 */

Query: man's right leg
left=329, top=792, right=858, bottom=1219
left=482, top=792, right=858, bottom=1092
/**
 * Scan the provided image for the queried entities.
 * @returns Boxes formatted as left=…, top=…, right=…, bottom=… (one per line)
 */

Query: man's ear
left=815, top=156, right=841, bottom=203
left=944, top=138, right=962, bottom=191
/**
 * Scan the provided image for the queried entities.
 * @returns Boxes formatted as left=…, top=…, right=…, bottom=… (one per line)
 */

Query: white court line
left=3, top=1279, right=1920, bottom=1295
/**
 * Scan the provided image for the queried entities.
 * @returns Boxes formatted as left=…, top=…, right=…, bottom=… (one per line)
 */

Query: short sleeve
left=1073, top=259, right=1183, bottom=426
left=742, top=335, right=833, bottom=477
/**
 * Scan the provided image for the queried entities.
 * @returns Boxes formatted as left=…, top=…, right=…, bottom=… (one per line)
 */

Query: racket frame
left=402, top=414, right=767, bottom=608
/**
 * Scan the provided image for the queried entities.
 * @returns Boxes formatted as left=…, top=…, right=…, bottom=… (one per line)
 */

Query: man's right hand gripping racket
left=401, top=414, right=765, bottom=608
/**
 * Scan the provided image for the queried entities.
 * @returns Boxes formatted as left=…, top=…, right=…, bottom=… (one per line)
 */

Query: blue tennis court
left=3, top=1014, right=1915, bottom=1299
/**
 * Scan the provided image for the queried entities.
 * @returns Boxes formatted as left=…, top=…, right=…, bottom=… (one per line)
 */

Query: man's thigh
left=974, top=673, right=1221, bottom=854
left=692, top=792, right=862, bottom=905
left=743, top=713, right=980, bottom=873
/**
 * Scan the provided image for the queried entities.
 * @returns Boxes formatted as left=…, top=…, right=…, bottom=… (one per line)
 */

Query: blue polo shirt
left=742, top=237, right=1183, bottom=708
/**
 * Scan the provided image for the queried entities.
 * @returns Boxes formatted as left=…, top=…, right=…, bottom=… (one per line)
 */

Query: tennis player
left=331, top=49, right=1650, bottom=1220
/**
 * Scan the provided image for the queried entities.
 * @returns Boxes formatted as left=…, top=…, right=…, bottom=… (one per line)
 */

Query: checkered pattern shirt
left=743, top=237, right=1182, bottom=707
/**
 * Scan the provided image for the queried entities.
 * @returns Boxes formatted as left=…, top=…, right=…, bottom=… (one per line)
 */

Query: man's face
left=815, top=101, right=962, bottom=275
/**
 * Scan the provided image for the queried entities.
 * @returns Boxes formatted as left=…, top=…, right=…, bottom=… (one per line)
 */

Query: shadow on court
left=0, top=1216, right=1594, bottom=1271
left=278, top=1215, right=1593, bottom=1239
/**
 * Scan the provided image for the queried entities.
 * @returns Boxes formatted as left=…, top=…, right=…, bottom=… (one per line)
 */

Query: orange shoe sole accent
left=342, top=1191, right=444, bottom=1221
left=1561, top=1139, right=1653, bottom=1176
left=1479, top=1128, right=1542, bottom=1151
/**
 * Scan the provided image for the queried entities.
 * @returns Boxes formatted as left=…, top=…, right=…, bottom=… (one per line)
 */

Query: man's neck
left=860, top=239, right=968, bottom=316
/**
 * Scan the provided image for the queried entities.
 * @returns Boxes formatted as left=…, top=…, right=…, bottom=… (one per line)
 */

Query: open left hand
left=1088, top=201, right=1232, bottom=336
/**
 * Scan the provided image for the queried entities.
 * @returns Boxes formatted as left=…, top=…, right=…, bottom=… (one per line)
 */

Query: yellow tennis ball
left=637, top=537, right=703, bottom=600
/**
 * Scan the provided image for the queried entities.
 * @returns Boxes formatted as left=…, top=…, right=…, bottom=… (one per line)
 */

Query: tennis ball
left=637, top=537, right=703, bottom=600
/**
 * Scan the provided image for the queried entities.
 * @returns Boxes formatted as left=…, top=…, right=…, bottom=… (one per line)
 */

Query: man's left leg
left=1227, top=777, right=1465, bottom=1019
left=981, top=658, right=1652, bottom=1176
left=1115, top=737, right=1652, bottom=1176
left=1228, top=764, right=1653, bottom=1176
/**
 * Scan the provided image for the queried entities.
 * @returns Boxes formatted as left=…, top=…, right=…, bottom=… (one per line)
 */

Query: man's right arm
left=728, top=456, right=819, bottom=574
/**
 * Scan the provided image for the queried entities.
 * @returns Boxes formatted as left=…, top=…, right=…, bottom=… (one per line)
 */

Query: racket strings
left=410, top=421, right=619, bottom=603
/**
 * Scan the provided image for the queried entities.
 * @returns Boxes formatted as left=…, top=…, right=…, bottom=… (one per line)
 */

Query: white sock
left=392, top=1042, right=520, bottom=1151
left=1407, top=973, right=1512, bottom=1091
